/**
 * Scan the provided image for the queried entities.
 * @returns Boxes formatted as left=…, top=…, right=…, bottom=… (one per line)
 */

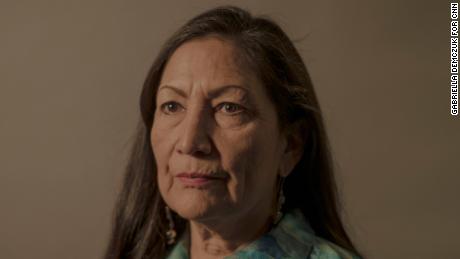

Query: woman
left=105, top=6, right=362, bottom=259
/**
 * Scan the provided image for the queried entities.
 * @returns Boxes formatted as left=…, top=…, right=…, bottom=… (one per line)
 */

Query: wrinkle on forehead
left=159, top=36, right=254, bottom=92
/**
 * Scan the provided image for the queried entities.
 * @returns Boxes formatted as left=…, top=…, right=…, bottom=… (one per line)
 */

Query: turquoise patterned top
left=165, top=208, right=360, bottom=259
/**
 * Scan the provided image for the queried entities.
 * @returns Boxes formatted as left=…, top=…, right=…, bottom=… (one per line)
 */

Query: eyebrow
left=158, top=84, right=250, bottom=99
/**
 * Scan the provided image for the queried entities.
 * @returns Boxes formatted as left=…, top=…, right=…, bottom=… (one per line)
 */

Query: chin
left=169, top=192, right=222, bottom=221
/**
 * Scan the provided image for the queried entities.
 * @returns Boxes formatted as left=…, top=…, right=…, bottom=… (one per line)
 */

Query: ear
left=279, top=123, right=305, bottom=177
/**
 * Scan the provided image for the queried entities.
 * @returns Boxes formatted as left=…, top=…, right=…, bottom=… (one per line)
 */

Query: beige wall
left=0, top=1, right=456, bottom=258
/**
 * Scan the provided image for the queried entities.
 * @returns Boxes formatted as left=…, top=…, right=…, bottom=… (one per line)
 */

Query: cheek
left=219, top=125, right=280, bottom=204
left=151, top=123, right=175, bottom=199
left=151, top=116, right=178, bottom=169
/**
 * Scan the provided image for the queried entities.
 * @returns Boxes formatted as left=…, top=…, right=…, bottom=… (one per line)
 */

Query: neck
left=187, top=205, right=273, bottom=259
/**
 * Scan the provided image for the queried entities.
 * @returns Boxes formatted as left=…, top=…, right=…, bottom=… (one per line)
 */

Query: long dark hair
left=104, top=5, right=360, bottom=259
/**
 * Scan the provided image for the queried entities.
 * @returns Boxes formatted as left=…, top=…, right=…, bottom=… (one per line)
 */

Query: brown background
left=0, top=0, right=456, bottom=258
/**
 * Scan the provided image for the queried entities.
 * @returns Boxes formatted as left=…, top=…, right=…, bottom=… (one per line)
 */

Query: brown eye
left=160, top=101, right=184, bottom=114
left=216, top=102, right=244, bottom=115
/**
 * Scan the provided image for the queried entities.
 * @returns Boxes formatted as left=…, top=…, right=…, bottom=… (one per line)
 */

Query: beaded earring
left=273, top=176, right=286, bottom=225
left=165, top=206, right=177, bottom=245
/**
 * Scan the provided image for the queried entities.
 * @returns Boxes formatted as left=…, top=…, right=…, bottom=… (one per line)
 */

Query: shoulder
left=309, top=236, right=361, bottom=259
left=273, top=209, right=361, bottom=259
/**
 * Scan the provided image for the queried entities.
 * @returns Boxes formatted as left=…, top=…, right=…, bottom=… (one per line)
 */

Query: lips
left=176, top=172, right=226, bottom=186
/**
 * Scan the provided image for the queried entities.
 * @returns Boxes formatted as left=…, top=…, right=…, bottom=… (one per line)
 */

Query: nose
left=177, top=106, right=212, bottom=156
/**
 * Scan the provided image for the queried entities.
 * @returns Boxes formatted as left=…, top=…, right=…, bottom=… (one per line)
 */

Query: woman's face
left=151, top=37, right=298, bottom=222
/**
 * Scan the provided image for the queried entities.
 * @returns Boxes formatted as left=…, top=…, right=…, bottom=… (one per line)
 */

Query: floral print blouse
left=165, top=208, right=361, bottom=259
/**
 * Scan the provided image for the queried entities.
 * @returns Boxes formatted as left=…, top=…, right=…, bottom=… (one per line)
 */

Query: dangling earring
left=273, top=176, right=286, bottom=225
left=165, top=206, right=177, bottom=245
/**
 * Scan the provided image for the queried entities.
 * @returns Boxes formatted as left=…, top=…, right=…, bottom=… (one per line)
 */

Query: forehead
left=160, top=37, right=251, bottom=89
